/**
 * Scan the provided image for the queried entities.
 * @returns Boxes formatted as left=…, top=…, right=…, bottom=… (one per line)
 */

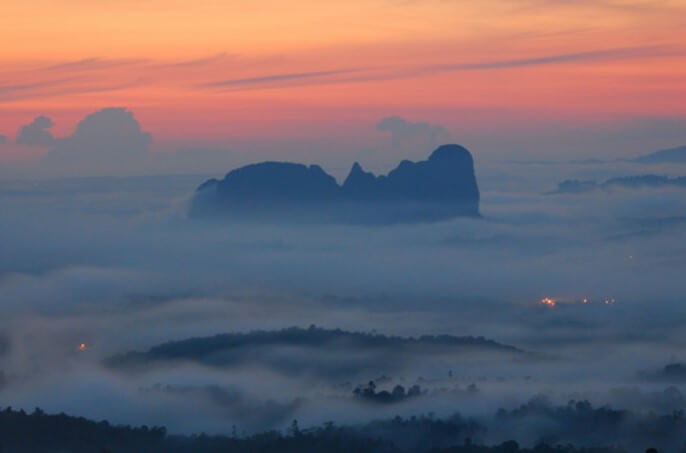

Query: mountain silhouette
left=634, top=145, right=686, bottom=164
left=190, top=144, right=480, bottom=223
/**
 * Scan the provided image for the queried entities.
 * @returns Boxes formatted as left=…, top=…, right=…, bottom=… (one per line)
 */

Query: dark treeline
left=640, top=362, right=686, bottom=382
left=552, top=174, right=686, bottom=194
left=351, top=378, right=481, bottom=405
left=0, top=402, right=684, bottom=453
left=107, top=325, right=521, bottom=368
left=0, top=407, right=166, bottom=452
left=353, top=380, right=425, bottom=404
left=493, top=397, right=686, bottom=452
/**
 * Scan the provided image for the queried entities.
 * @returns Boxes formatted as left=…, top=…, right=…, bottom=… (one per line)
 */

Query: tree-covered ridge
left=0, top=407, right=166, bottom=452
left=0, top=405, right=653, bottom=453
left=107, top=325, right=521, bottom=368
left=551, top=174, right=686, bottom=194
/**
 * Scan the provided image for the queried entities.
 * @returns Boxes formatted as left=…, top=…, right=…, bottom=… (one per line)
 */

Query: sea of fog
left=0, top=158, right=685, bottom=442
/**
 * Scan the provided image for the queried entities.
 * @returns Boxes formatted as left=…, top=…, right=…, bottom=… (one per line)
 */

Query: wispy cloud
left=0, top=79, right=142, bottom=103
left=513, top=0, right=686, bottom=15
left=198, top=45, right=684, bottom=92
left=0, top=79, right=75, bottom=96
left=158, top=53, right=234, bottom=68
left=43, top=57, right=149, bottom=72
left=425, top=45, right=683, bottom=72
left=201, top=68, right=361, bottom=88
left=3, top=45, right=681, bottom=101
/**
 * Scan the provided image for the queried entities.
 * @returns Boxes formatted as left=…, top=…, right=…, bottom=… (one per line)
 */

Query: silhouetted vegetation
left=551, top=174, right=686, bottom=194
left=353, top=381, right=425, bottom=403
left=494, top=396, right=686, bottom=452
left=430, top=442, right=625, bottom=453
left=107, top=325, right=521, bottom=370
left=0, top=406, right=166, bottom=452
left=0, top=402, right=680, bottom=453
left=644, top=362, right=686, bottom=381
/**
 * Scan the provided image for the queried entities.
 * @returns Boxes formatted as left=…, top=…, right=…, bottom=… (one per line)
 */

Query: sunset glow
left=2, top=0, right=685, bottom=161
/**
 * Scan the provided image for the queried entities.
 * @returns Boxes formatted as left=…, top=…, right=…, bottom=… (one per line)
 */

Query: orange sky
left=1, top=0, right=685, bottom=159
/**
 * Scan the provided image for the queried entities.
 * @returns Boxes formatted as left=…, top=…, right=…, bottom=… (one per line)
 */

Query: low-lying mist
left=1, top=158, right=685, bottom=444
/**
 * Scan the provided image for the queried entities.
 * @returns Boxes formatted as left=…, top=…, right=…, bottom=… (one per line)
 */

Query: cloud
left=198, top=45, right=683, bottom=92
left=376, top=116, right=451, bottom=154
left=158, top=53, right=233, bottom=68
left=0, top=54, right=227, bottom=102
left=43, top=55, right=226, bottom=73
left=0, top=79, right=80, bottom=102
left=202, top=68, right=360, bottom=89
left=0, top=134, right=7, bottom=144
left=42, top=57, right=149, bottom=72
left=425, top=45, right=682, bottom=72
left=0, top=79, right=142, bottom=103
left=517, top=0, right=686, bottom=15
left=41, top=108, right=152, bottom=174
left=16, top=115, right=55, bottom=147
left=0, top=81, right=63, bottom=96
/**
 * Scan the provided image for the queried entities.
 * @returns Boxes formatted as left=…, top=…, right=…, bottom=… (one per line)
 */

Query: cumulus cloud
left=41, top=107, right=152, bottom=174
left=376, top=116, right=451, bottom=155
left=16, top=115, right=55, bottom=147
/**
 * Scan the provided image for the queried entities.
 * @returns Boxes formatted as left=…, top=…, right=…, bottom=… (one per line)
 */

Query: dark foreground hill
left=189, top=144, right=480, bottom=223
left=1, top=401, right=681, bottom=452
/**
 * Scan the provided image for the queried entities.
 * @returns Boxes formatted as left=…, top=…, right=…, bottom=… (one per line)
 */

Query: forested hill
left=107, top=326, right=521, bottom=369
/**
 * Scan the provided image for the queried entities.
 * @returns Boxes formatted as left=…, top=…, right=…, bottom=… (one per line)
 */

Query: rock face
left=190, top=144, right=480, bottom=223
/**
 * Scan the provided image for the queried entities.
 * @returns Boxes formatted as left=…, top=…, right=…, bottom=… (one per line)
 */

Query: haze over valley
left=1, top=2, right=686, bottom=450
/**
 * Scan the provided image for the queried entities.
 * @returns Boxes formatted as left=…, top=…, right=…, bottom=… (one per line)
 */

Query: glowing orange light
left=78, top=343, right=87, bottom=351
left=540, top=297, right=556, bottom=307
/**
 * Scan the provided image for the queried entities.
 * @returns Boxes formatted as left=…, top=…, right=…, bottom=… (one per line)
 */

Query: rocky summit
left=190, top=144, right=480, bottom=223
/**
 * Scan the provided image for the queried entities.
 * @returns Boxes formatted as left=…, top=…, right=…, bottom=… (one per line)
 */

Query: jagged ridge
left=190, top=144, right=480, bottom=223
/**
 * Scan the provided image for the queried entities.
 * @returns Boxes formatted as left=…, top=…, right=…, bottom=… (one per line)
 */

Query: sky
left=1, top=0, right=686, bottom=175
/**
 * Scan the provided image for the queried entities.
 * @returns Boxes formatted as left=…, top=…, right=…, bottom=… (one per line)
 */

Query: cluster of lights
left=539, top=297, right=617, bottom=308
left=540, top=297, right=557, bottom=307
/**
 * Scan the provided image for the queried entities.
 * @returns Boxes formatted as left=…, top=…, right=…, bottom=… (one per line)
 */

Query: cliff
left=190, top=144, right=480, bottom=223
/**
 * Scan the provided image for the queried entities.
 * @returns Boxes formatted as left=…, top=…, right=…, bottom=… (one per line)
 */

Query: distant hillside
left=634, top=145, right=686, bottom=164
left=550, top=174, right=686, bottom=194
left=640, top=362, right=686, bottom=382
left=107, top=326, right=521, bottom=372
left=189, top=144, right=480, bottom=223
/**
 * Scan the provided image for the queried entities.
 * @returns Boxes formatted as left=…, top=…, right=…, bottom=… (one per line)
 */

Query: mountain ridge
left=189, top=144, right=480, bottom=223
